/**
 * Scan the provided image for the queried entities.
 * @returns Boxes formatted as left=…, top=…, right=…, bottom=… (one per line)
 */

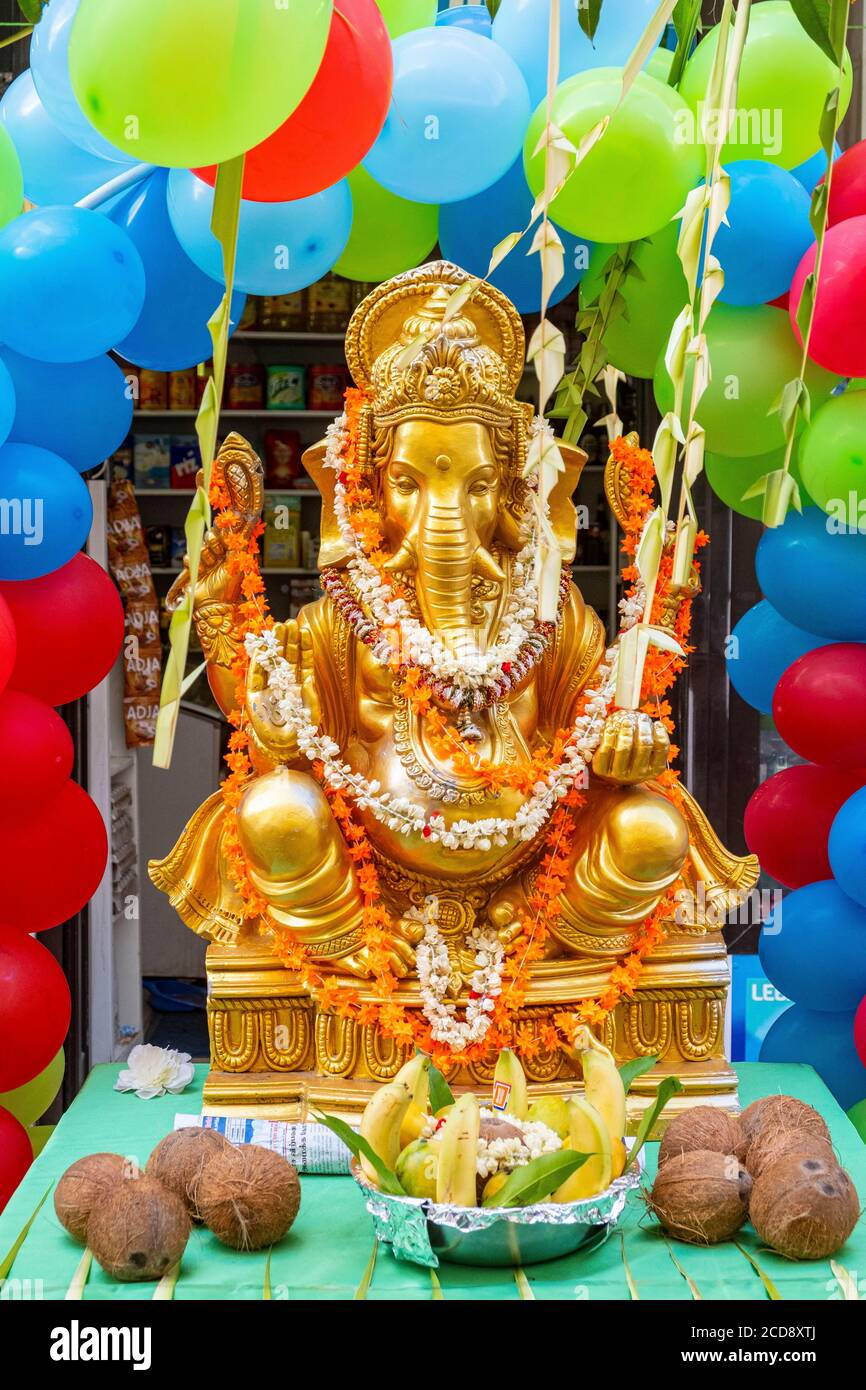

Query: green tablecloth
left=1, top=1062, right=864, bottom=1300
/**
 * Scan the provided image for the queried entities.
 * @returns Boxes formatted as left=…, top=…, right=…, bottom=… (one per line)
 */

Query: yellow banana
left=360, top=1081, right=416, bottom=1184
left=492, top=1048, right=529, bottom=1120
left=399, top=1100, right=428, bottom=1150
left=554, top=1097, right=613, bottom=1202
left=435, top=1092, right=480, bottom=1207
left=394, top=1052, right=431, bottom=1110
left=572, top=1026, right=626, bottom=1148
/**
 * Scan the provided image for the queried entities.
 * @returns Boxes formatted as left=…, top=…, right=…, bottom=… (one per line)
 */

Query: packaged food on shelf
left=264, top=429, right=302, bottom=487
left=300, top=531, right=320, bottom=572
left=109, top=437, right=134, bottom=482
left=259, top=290, right=306, bottom=331
left=267, top=364, right=306, bottom=411
left=308, top=363, right=347, bottom=413
left=196, top=363, right=212, bottom=405
left=145, top=525, right=172, bottom=568
left=138, top=369, right=169, bottom=411
left=288, top=578, right=323, bottom=618
left=123, top=694, right=160, bottom=748
left=169, top=368, right=197, bottom=412
left=264, top=493, right=301, bottom=568
left=170, top=436, right=201, bottom=489
left=238, top=298, right=259, bottom=332
left=125, top=599, right=161, bottom=650
left=170, top=529, right=187, bottom=570
left=226, top=360, right=265, bottom=410
left=107, top=482, right=162, bottom=748
left=134, top=435, right=171, bottom=488
left=307, top=273, right=353, bottom=332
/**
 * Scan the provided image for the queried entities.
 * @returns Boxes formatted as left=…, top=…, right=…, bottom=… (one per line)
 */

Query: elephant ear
left=302, top=439, right=352, bottom=568
left=548, top=440, right=588, bottom=565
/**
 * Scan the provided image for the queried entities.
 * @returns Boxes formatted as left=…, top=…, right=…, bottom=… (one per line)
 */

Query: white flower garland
left=409, top=895, right=504, bottom=1050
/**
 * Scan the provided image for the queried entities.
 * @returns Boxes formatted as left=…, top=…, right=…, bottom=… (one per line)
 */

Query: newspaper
left=173, top=1114, right=352, bottom=1174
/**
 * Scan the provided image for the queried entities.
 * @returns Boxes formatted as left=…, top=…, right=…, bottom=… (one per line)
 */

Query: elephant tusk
left=382, top=537, right=417, bottom=573
left=472, top=546, right=506, bottom=584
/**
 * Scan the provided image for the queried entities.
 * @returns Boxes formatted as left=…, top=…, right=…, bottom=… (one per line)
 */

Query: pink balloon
left=790, top=216, right=866, bottom=377
left=0, top=593, right=15, bottom=696
left=0, top=691, right=74, bottom=810
left=856, top=996, right=866, bottom=1069
left=828, top=141, right=866, bottom=226
left=0, top=781, right=107, bottom=933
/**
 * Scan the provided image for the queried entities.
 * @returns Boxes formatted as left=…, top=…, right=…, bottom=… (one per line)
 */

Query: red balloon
left=0, top=927, right=70, bottom=1091
left=856, top=995, right=866, bottom=1068
left=828, top=141, right=866, bottom=226
left=790, top=217, right=866, bottom=377
left=0, top=1105, right=32, bottom=1212
left=773, top=643, right=866, bottom=769
left=0, top=592, right=15, bottom=696
left=1, top=552, right=123, bottom=707
left=193, top=0, right=392, bottom=201
left=0, top=691, right=73, bottom=811
left=745, top=763, right=866, bottom=888
left=0, top=781, right=107, bottom=932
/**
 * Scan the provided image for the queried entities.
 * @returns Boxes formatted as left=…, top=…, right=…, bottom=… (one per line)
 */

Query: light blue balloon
left=364, top=28, right=530, bottom=204
left=439, top=157, right=590, bottom=313
left=166, top=169, right=353, bottom=297
left=493, top=0, right=659, bottom=107
left=436, top=4, right=491, bottom=35
left=829, top=786, right=866, bottom=910
left=107, top=171, right=246, bottom=372
left=30, top=0, right=135, bottom=165
left=760, top=1002, right=866, bottom=1110
left=791, top=141, right=841, bottom=194
left=0, top=71, right=122, bottom=208
left=726, top=599, right=836, bottom=714
left=0, top=349, right=131, bottom=474
left=714, top=161, right=813, bottom=306
left=757, top=506, right=866, bottom=640
left=760, top=880, right=866, bottom=1012
left=0, top=357, right=14, bottom=449
left=0, top=442, right=92, bottom=580
left=0, top=205, right=145, bottom=363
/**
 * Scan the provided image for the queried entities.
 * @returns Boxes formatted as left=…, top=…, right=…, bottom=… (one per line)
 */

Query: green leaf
left=669, top=0, right=702, bottom=87
left=313, top=1110, right=407, bottom=1197
left=819, top=86, right=842, bottom=160
left=788, top=0, right=838, bottom=66
left=16, top=0, right=45, bottom=22
left=619, top=1055, right=659, bottom=1095
left=428, top=1062, right=455, bottom=1115
left=625, top=1076, right=684, bottom=1170
left=734, top=1242, right=784, bottom=1300
left=577, top=0, right=604, bottom=44
left=0, top=1182, right=53, bottom=1279
left=482, top=1150, right=590, bottom=1208
left=485, top=0, right=503, bottom=18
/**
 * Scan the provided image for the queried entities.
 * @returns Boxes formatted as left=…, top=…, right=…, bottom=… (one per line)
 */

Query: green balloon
left=706, top=444, right=813, bottom=521
left=0, top=1049, right=64, bottom=1127
left=680, top=0, right=852, bottom=170
left=335, top=165, right=438, bottom=284
left=799, top=389, right=866, bottom=529
left=524, top=71, right=702, bottom=243
left=0, top=126, right=22, bottom=231
left=581, top=222, right=688, bottom=380
left=375, top=0, right=436, bottom=38
left=848, top=1098, right=866, bottom=1144
left=653, top=304, right=837, bottom=458
left=646, top=48, right=675, bottom=84
left=68, top=0, right=333, bottom=168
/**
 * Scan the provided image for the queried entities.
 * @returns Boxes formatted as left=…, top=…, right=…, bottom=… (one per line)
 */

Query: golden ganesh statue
left=150, top=262, right=757, bottom=1127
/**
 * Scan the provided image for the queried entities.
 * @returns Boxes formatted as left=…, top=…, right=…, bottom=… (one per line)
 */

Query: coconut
left=658, top=1106, right=743, bottom=1170
left=146, top=1127, right=231, bottom=1220
left=196, top=1143, right=301, bottom=1250
left=54, top=1153, right=142, bottom=1243
left=750, top=1153, right=860, bottom=1260
left=648, top=1149, right=752, bottom=1245
left=744, top=1127, right=836, bottom=1182
left=736, top=1095, right=830, bottom=1160
left=87, top=1176, right=190, bottom=1281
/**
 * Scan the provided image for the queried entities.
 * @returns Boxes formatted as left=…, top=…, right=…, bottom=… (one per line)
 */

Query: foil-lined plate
left=351, top=1156, right=644, bottom=1268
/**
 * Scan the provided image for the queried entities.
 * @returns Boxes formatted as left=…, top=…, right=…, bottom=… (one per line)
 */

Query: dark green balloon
left=706, top=444, right=813, bottom=520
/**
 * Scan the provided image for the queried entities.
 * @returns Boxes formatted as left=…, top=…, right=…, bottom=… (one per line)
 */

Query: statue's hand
left=592, top=709, right=670, bottom=785
left=342, top=915, right=424, bottom=981
left=247, top=620, right=321, bottom=760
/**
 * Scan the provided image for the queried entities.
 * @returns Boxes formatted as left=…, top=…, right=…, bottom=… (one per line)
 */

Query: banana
left=435, top=1092, right=481, bottom=1207
left=572, top=1026, right=627, bottom=1149
left=399, top=1101, right=428, bottom=1151
left=394, top=1052, right=431, bottom=1111
left=554, top=1096, right=613, bottom=1202
left=492, top=1048, right=529, bottom=1120
left=359, top=1081, right=417, bottom=1184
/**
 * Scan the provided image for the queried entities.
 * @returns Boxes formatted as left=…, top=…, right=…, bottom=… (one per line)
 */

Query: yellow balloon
left=0, top=1048, right=65, bottom=1126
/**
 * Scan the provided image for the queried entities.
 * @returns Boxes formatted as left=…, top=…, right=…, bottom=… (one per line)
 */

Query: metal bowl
left=351, top=1157, right=643, bottom=1268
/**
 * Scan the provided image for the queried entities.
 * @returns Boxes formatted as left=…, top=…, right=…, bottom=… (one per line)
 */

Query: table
left=1, top=1062, right=864, bottom=1300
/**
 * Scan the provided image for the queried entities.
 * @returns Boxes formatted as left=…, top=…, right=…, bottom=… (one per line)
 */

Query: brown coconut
left=736, top=1095, right=830, bottom=1161
left=54, top=1153, right=142, bottom=1243
left=745, top=1127, right=837, bottom=1182
left=146, top=1127, right=231, bottom=1220
left=196, top=1144, right=301, bottom=1250
left=87, top=1175, right=190, bottom=1282
left=750, top=1153, right=860, bottom=1260
left=658, top=1106, right=744, bottom=1170
left=649, top=1149, right=752, bottom=1245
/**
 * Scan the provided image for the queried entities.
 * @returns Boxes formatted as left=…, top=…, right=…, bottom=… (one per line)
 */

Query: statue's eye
left=469, top=481, right=491, bottom=497
left=395, top=476, right=418, bottom=496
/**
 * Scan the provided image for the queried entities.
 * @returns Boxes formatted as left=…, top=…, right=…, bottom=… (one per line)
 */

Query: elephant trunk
left=416, top=504, right=483, bottom=663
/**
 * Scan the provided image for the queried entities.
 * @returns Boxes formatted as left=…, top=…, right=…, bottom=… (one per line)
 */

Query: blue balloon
left=829, top=786, right=866, bottom=910
left=760, top=880, right=866, bottom=1012
left=760, top=1003, right=866, bottom=1110
left=106, top=171, right=246, bottom=371
left=437, top=4, right=492, bottom=35
left=0, top=349, right=132, bottom=474
left=791, top=141, right=841, bottom=194
left=757, top=506, right=866, bottom=641
left=0, top=206, right=145, bottom=364
left=30, top=0, right=135, bottom=165
left=0, top=441, right=92, bottom=580
left=166, top=169, right=353, bottom=298
left=439, top=157, right=591, bottom=313
left=0, top=357, right=14, bottom=449
left=726, top=599, right=836, bottom=714
left=0, top=71, right=122, bottom=207
left=364, top=29, right=530, bottom=205
left=713, top=161, right=813, bottom=306
left=493, top=0, right=659, bottom=107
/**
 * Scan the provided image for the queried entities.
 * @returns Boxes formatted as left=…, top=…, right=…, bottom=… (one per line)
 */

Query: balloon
left=790, top=218, right=866, bottom=379
left=798, top=389, right=866, bottom=530
left=849, top=1096, right=866, bottom=1141
left=725, top=600, right=836, bottom=715
left=494, top=0, right=659, bottom=107
left=756, top=506, right=866, bottom=641
left=334, top=166, right=439, bottom=284
left=437, top=3, right=491, bottom=35
left=0, top=927, right=71, bottom=1091
left=828, top=140, right=866, bottom=225
left=107, top=171, right=245, bottom=372
left=1, top=350, right=132, bottom=475
left=680, top=0, right=852, bottom=170
left=0, top=1106, right=32, bottom=1211
left=0, top=206, right=144, bottom=364
left=653, top=305, right=835, bottom=458
left=831, top=786, right=866, bottom=909
left=791, top=141, right=841, bottom=196
left=438, top=157, right=590, bottom=315
left=0, top=691, right=74, bottom=811
left=706, top=444, right=813, bottom=521
left=774, top=644, right=866, bottom=769
left=68, top=0, right=333, bottom=169
left=30, top=0, right=139, bottom=163
left=710, top=161, right=812, bottom=307
left=1, top=552, right=123, bottom=706
left=579, top=223, right=688, bottom=379
left=760, top=1003, right=866, bottom=1110
left=364, top=29, right=530, bottom=205
left=0, top=780, right=107, bottom=933
left=0, top=71, right=121, bottom=207
left=0, top=593, right=14, bottom=695
left=524, top=70, right=702, bottom=243
left=376, top=0, right=436, bottom=37
left=167, top=169, right=353, bottom=298
left=193, top=0, right=392, bottom=204
left=0, top=110, right=23, bottom=229
left=857, top=997, right=866, bottom=1068
left=0, top=357, right=14, bottom=449
left=0, top=1049, right=64, bottom=1127
left=745, top=765, right=866, bottom=889
left=760, top=881, right=866, bottom=1013
left=0, top=443, right=92, bottom=582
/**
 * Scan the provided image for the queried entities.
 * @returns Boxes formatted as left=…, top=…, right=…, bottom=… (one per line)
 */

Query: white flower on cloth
left=114, top=1044, right=195, bottom=1100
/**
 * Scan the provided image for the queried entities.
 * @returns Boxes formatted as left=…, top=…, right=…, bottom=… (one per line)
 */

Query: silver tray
left=351, top=1155, right=644, bottom=1268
